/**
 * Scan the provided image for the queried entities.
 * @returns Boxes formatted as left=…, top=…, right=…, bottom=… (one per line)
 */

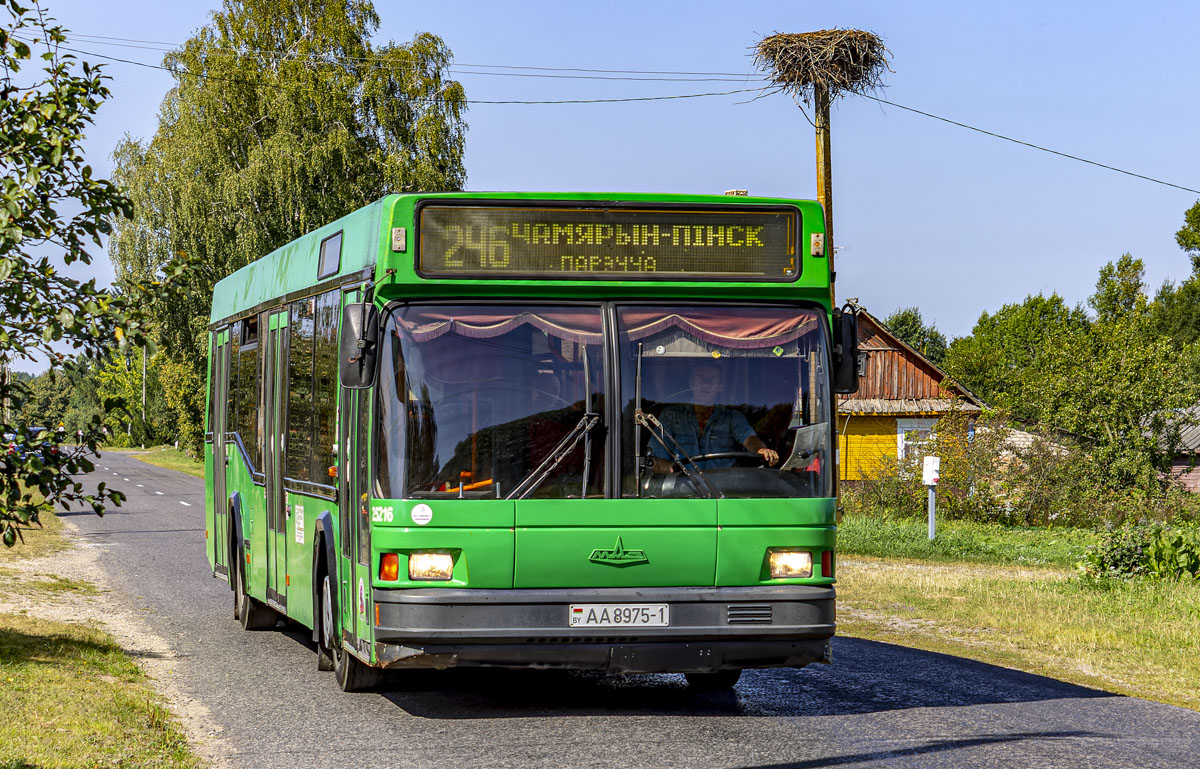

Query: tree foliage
left=109, top=0, right=468, bottom=452
left=1152, top=202, right=1200, bottom=348
left=943, top=293, right=1089, bottom=421
left=0, top=0, right=167, bottom=546
left=1175, top=199, right=1200, bottom=264
left=944, top=256, right=1200, bottom=497
left=882, top=306, right=946, bottom=366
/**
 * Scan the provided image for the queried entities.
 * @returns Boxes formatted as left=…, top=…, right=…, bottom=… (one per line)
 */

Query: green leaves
left=1, top=2, right=142, bottom=546
left=109, top=0, right=468, bottom=455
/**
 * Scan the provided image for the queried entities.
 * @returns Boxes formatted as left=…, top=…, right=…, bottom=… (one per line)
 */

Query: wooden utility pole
left=755, top=30, right=889, bottom=305
left=814, top=82, right=834, bottom=296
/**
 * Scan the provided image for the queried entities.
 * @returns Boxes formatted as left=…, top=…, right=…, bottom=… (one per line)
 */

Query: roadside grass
left=0, top=497, right=68, bottom=561
left=838, top=514, right=1098, bottom=568
left=0, top=613, right=199, bottom=769
left=116, top=445, right=205, bottom=479
left=0, top=512, right=202, bottom=768
left=0, top=569, right=97, bottom=601
left=837, top=556, right=1200, bottom=711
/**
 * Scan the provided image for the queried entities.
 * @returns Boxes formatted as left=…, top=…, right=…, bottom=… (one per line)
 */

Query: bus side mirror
left=832, top=308, right=860, bottom=394
left=339, top=303, right=379, bottom=389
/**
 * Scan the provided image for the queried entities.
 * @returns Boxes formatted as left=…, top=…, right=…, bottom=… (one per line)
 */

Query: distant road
left=66, top=451, right=1200, bottom=769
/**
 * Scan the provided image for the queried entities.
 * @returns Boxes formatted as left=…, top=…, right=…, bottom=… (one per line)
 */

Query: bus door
left=337, top=289, right=370, bottom=655
left=211, top=328, right=231, bottom=576
left=338, top=387, right=372, bottom=654
left=263, top=310, right=289, bottom=610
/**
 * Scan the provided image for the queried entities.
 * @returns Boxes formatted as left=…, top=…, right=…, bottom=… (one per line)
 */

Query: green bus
left=204, top=192, right=859, bottom=691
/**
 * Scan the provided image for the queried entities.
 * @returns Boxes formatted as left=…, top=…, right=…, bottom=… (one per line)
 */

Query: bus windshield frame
left=374, top=301, right=833, bottom=501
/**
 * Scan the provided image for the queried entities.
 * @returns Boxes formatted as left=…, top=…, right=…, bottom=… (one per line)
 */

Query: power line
left=861, top=94, right=1200, bottom=196
left=62, top=33, right=762, bottom=83
left=30, top=39, right=767, bottom=104
left=66, top=32, right=759, bottom=77
left=19, top=33, right=1199, bottom=195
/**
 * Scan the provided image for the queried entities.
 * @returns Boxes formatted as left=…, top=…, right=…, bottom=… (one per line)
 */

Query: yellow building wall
left=837, top=415, right=898, bottom=481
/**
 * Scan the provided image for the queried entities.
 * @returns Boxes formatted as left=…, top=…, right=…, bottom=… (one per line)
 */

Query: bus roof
left=210, top=192, right=827, bottom=325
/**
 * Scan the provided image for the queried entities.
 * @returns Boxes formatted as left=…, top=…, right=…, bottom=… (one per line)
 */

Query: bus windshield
left=375, top=303, right=832, bottom=500
left=619, top=306, right=832, bottom=499
left=377, top=305, right=606, bottom=499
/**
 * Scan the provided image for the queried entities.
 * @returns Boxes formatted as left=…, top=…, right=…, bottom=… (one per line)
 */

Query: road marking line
left=136, top=484, right=144, bottom=488
left=112, top=472, right=118, bottom=476
left=179, top=501, right=192, bottom=507
left=123, top=478, right=130, bottom=481
left=154, top=491, right=164, bottom=496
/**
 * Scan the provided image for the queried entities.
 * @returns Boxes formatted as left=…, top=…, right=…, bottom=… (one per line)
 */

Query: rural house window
left=896, top=418, right=937, bottom=460
left=317, top=231, right=342, bottom=279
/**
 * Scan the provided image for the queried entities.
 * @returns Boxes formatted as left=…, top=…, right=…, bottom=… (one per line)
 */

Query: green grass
left=0, top=613, right=200, bottom=768
left=0, top=501, right=69, bottom=562
left=837, top=514, right=1099, bottom=568
left=116, top=446, right=205, bottom=479
left=838, top=556, right=1200, bottom=710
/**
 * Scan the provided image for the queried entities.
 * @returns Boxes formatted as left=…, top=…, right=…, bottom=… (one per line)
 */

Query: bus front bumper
left=371, top=585, right=835, bottom=673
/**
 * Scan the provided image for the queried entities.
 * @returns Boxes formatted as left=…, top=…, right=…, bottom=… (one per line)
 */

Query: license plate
left=568, top=603, right=669, bottom=628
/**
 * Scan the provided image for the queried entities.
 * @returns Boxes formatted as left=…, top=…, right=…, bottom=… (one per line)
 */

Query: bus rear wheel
left=234, top=546, right=275, bottom=630
left=684, top=669, right=742, bottom=691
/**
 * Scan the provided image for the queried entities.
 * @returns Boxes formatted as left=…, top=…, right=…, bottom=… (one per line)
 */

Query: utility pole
left=141, top=346, right=146, bottom=449
left=755, top=30, right=890, bottom=306
left=813, top=82, right=834, bottom=297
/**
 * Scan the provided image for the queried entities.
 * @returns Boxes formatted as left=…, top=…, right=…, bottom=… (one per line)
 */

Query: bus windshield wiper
left=632, top=342, right=720, bottom=500
left=506, top=411, right=601, bottom=500
left=635, top=409, right=721, bottom=499
left=507, top=345, right=600, bottom=501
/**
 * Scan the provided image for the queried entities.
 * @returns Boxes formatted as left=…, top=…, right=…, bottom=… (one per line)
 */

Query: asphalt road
left=65, top=452, right=1200, bottom=769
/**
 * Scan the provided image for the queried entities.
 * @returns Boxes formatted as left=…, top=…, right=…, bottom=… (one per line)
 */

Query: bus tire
left=234, top=546, right=275, bottom=630
left=684, top=669, right=742, bottom=691
left=333, top=638, right=382, bottom=693
left=316, top=572, right=336, bottom=672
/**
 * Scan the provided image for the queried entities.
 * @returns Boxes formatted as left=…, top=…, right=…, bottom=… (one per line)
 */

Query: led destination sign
left=418, top=205, right=798, bottom=280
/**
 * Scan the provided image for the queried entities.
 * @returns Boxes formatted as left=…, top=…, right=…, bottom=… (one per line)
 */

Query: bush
left=841, top=403, right=1200, bottom=529
left=1078, top=521, right=1200, bottom=581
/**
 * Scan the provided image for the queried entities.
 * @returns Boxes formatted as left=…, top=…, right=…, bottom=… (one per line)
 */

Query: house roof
left=1176, top=406, right=1200, bottom=453
left=839, top=397, right=981, bottom=415
left=837, top=308, right=986, bottom=413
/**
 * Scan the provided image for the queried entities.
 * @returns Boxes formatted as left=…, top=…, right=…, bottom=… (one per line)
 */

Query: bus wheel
left=684, top=670, right=742, bottom=691
left=333, top=637, right=382, bottom=693
left=235, top=546, right=275, bottom=630
left=316, top=572, right=335, bottom=671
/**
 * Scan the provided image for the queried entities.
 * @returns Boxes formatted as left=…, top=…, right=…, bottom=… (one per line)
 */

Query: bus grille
left=727, top=604, right=773, bottom=624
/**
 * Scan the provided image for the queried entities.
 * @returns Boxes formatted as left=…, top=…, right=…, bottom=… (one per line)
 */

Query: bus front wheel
left=333, top=637, right=382, bottom=693
left=317, top=573, right=336, bottom=671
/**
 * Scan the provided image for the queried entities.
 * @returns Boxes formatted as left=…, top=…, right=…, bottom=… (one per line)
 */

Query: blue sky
left=39, top=0, right=1200, bottom=350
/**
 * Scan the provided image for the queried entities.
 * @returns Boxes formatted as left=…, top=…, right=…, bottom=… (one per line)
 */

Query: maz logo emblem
left=588, top=537, right=649, bottom=567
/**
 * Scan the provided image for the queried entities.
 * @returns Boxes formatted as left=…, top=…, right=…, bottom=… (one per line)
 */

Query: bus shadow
left=374, top=636, right=1117, bottom=719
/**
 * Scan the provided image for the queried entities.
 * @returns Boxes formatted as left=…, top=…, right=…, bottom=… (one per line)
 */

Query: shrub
left=1078, top=521, right=1200, bottom=581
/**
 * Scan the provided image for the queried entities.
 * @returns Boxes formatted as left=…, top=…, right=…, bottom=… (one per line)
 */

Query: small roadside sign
left=922, top=456, right=940, bottom=486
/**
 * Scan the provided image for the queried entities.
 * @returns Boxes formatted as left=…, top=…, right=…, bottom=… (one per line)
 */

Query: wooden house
left=1169, top=406, right=1200, bottom=492
left=837, top=310, right=985, bottom=481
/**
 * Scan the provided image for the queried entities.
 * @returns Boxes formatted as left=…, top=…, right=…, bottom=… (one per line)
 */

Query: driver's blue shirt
left=650, top=404, right=756, bottom=469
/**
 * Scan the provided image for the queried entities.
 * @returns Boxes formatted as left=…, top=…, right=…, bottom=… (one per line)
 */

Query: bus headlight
left=409, top=552, right=454, bottom=581
left=768, top=549, right=813, bottom=579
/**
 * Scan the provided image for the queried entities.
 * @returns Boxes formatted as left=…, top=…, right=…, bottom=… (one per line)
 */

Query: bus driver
left=649, top=361, right=779, bottom=473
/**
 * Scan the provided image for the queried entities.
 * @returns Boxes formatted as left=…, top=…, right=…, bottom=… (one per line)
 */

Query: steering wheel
left=687, top=451, right=767, bottom=467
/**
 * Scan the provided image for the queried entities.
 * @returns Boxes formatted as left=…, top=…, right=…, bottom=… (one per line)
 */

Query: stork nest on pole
left=755, top=30, right=890, bottom=105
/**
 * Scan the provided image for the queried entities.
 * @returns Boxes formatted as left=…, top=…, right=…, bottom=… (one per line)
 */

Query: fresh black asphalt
left=64, top=451, right=1200, bottom=768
